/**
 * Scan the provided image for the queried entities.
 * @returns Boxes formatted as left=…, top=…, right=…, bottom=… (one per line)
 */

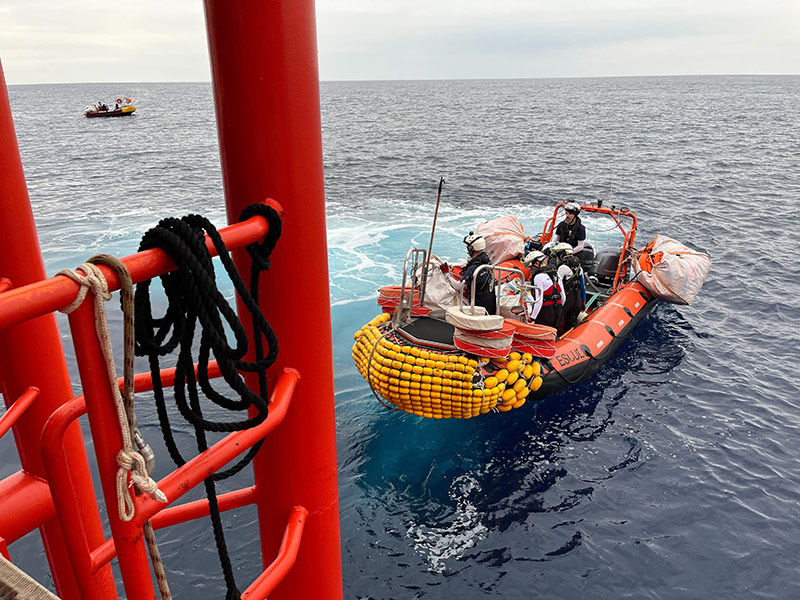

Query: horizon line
left=6, top=72, right=800, bottom=87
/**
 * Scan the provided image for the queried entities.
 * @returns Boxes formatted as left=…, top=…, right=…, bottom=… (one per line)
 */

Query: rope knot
left=117, top=448, right=138, bottom=470
left=117, top=449, right=168, bottom=517
left=58, top=262, right=112, bottom=313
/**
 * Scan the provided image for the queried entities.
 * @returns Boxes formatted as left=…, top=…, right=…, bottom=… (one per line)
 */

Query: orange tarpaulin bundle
left=633, top=235, right=711, bottom=304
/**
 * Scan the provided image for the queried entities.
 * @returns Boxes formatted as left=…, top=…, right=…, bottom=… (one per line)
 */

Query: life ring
left=454, top=328, right=513, bottom=350
left=504, top=318, right=557, bottom=340
left=445, top=306, right=504, bottom=331
left=511, top=338, right=556, bottom=358
left=378, top=285, right=420, bottom=302
left=452, top=336, right=511, bottom=358
left=453, top=320, right=516, bottom=339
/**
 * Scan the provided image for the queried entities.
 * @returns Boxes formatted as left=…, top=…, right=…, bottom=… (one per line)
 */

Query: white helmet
left=463, top=232, right=486, bottom=253
left=523, top=250, right=546, bottom=268
left=564, top=202, right=581, bottom=215
left=542, top=241, right=556, bottom=253
left=553, top=242, right=573, bottom=255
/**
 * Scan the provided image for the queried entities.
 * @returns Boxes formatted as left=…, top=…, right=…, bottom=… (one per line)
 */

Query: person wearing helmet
left=547, top=243, right=585, bottom=332
left=441, top=232, right=496, bottom=314
left=553, top=202, right=586, bottom=255
left=522, top=249, right=565, bottom=330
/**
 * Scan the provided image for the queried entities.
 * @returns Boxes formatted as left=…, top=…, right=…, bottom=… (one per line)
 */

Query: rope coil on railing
left=133, top=203, right=282, bottom=600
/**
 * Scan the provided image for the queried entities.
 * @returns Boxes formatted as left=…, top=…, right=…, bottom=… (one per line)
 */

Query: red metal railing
left=40, top=362, right=301, bottom=599
left=1, top=0, right=342, bottom=594
left=0, top=208, right=310, bottom=599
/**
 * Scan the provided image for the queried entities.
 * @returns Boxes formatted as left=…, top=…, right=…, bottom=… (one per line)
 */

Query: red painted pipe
left=0, top=203, right=278, bottom=332
left=40, top=397, right=104, bottom=596
left=204, top=2, right=343, bottom=597
left=241, top=506, right=309, bottom=599
left=67, top=301, right=156, bottom=600
left=150, top=486, right=256, bottom=530
left=43, top=366, right=297, bottom=585
left=134, top=368, right=299, bottom=526
left=0, top=387, right=39, bottom=440
left=0, top=471, right=54, bottom=545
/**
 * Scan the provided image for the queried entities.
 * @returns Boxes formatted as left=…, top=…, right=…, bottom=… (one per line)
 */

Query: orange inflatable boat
left=352, top=202, right=682, bottom=418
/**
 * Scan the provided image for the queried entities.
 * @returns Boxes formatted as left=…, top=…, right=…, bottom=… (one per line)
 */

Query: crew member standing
left=553, top=202, right=586, bottom=255
left=522, top=250, right=565, bottom=330
left=548, top=242, right=585, bottom=332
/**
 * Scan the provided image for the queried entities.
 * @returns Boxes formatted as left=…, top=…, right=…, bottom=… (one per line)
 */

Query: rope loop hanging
left=133, top=203, right=282, bottom=600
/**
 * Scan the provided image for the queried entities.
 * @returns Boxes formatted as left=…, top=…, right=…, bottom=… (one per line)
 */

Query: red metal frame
left=0, top=205, right=302, bottom=598
left=1, top=59, right=114, bottom=599
left=0, top=387, right=39, bottom=440
left=40, top=364, right=300, bottom=599
left=0, top=207, right=275, bottom=331
left=1, top=0, right=343, bottom=595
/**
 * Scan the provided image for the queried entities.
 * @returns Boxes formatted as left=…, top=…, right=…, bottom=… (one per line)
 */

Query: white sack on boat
left=416, top=255, right=459, bottom=318
left=477, top=216, right=526, bottom=264
left=632, top=235, right=711, bottom=305
left=497, top=279, right=531, bottom=320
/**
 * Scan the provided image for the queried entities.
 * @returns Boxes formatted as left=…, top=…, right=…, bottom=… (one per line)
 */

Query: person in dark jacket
left=546, top=242, right=585, bottom=332
left=553, top=202, right=586, bottom=255
left=441, top=232, right=496, bottom=314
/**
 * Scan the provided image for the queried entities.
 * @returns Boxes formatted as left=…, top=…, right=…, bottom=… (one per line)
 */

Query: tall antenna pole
left=422, top=177, right=445, bottom=305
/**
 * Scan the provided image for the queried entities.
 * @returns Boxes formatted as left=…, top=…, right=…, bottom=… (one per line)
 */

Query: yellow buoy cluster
left=352, top=313, right=544, bottom=419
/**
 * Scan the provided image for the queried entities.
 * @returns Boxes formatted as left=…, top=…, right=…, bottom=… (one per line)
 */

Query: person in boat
left=546, top=241, right=585, bottom=332
left=523, top=249, right=565, bottom=330
left=441, top=232, right=496, bottom=314
left=553, top=202, right=586, bottom=255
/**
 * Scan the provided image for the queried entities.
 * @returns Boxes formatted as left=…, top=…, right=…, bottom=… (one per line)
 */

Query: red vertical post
left=203, top=1, right=343, bottom=598
left=66, top=303, right=155, bottom=600
left=0, top=61, right=116, bottom=598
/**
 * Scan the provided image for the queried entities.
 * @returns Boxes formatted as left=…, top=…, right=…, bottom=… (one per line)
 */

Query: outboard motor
left=589, top=247, right=622, bottom=286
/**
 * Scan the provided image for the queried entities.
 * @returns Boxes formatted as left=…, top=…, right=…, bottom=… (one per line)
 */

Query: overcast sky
left=1, top=0, right=798, bottom=84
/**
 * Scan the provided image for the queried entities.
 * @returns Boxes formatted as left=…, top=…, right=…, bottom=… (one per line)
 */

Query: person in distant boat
left=523, top=250, right=565, bottom=330
left=552, top=202, right=586, bottom=255
left=440, top=232, right=496, bottom=314
left=545, top=242, right=584, bottom=332
left=114, top=102, right=119, bottom=110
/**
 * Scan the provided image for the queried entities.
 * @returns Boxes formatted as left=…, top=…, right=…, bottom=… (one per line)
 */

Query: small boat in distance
left=84, top=97, right=136, bottom=118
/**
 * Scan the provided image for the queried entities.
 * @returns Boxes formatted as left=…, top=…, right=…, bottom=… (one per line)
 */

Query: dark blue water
left=5, top=76, right=800, bottom=598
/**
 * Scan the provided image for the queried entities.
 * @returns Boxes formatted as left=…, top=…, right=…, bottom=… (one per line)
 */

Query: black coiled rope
left=134, top=204, right=282, bottom=599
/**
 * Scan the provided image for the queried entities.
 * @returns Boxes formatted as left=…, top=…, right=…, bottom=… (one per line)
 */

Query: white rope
left=60, top=258, right=172, bottom=599
left=58, top=263, right=168, bottom=519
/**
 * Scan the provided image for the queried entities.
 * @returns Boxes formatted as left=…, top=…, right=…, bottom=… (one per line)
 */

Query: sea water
left=4, top=76, right=800, bottom=598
